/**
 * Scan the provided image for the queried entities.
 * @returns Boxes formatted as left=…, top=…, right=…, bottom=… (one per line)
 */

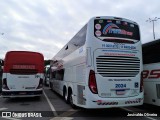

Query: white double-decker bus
left=143, top=39, right=160, bottom=106
left=50, top=16, right=143, bottom=108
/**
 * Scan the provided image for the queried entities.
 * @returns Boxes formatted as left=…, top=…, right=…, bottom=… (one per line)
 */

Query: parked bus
left=50, top=16, right=143, bottom=108
left=44, top=65, right=50, bottom=86
left=2, top=51, right=44, bottom=97
left=142, top=39, right=160, bottom=106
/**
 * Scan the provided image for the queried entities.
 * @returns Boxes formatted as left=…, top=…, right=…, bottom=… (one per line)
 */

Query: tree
left=44, top=60, right=51, bottom=66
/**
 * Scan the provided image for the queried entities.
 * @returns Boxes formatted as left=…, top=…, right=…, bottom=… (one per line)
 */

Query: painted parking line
left=50, top=117, right=73, bottom=120
left=58, top=109, right=78, bottom=117
left=0, top=117, right=21, bottom=120
left=121, top=107, right=157, bottom=120
left=43, top=90, right=58, bottom=117
left=0, top=108, right=8, bottom=111
left=50, top=109, right=78, bottom=120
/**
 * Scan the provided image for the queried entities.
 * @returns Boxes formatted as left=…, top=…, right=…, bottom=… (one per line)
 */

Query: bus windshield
left=94, top=19, right=140, bottom=42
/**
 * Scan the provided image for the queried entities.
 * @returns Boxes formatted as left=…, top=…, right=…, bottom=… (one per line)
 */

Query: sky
left=0, top=0, right=160, bottom=59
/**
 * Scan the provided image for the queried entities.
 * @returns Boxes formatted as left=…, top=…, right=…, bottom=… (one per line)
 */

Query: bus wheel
left=69, top=93, right=76, bottom=108
left=64, top=90, right=69, bottom=104
left=49, top=82, right=52, bottom=90
left=44, top=78, right=47, bottom=86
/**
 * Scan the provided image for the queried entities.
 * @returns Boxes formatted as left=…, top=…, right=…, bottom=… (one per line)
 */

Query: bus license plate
left=116, top=90, right=125, bottom=95
left=19, top=92, right=27, bottom=95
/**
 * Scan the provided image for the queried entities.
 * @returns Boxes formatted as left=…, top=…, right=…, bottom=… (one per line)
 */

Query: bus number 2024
left=115, top=84, right=126, bottom=88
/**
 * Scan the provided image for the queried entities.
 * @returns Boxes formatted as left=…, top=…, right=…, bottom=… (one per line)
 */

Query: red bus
left=2, top=51, right=44, bottom=97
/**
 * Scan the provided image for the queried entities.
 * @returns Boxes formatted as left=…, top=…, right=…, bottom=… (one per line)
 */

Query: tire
left=69, top=92, right=77, bottom=109
left=44, top=78, right=47, bottom=86
left=49, top=82, right=52, bottom=90
left=64, top=89, right=69, bottom=104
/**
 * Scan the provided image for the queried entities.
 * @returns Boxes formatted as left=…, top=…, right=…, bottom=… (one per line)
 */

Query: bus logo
left=103, top=23, right=133, bottom=36
left=143, top=69, right=160, bottom=79
left=2, top=112, right=11, bottom=118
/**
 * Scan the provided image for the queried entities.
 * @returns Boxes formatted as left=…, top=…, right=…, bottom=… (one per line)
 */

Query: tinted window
left=143, top=53, right=160, bottom=64
left=51, top=69, right=64, bottom=81
left=54, top=24, right=87, bottom=60
left=143, top=41, right=160, bottom=64
left=94, top=19, right=140, bottom=40
left=51, top=71, right=56, bottom=79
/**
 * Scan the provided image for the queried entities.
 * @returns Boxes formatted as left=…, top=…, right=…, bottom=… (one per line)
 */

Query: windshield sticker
left=95, top=24, right=101, bottom=29
left=95, top=30, right=102, bottom=36
left=103, top=23, right=133, bottom=36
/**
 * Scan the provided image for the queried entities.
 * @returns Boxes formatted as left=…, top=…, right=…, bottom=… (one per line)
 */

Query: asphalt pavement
left=0, top=86, right=160, bottom=120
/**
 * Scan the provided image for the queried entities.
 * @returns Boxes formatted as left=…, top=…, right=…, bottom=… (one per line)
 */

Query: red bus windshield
left=3, top=51, right=44, bottom=74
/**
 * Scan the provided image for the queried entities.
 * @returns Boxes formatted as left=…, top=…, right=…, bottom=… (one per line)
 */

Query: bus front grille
left=96, top=56, right=140, bottom=77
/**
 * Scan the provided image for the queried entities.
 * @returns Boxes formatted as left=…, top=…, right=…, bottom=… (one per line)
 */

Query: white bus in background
left=142, top=39, right=160, bottom=106
left=2, top=51, right=44, bottom=98
left=44, top=65, right=50, bottom=86
left=49, top=16, right=143, bottom=108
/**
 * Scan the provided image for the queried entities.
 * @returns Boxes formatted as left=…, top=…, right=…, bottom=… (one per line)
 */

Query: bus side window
left=55, top=69, right=65, bottom=81
left=59, top=69, right=64, bottom=80
left=52, top=71, right=56, bottom=79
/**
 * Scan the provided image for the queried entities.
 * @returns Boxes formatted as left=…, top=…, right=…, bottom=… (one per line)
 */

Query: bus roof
left=91, top=16, right=138, bottom=25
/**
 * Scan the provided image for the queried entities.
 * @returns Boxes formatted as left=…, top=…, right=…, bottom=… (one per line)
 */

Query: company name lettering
left=102, top=44, right=136, bottom=49
left=143, top=69, right=160, bottom=79
left=108, top=29, right=133, bottom=36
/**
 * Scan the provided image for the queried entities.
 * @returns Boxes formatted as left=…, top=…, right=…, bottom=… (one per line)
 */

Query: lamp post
left=146, top=17, right=160, bottom=40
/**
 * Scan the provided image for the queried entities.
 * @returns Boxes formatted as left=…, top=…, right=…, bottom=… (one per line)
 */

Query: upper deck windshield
left=94, top=19, right=140, bottom=43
